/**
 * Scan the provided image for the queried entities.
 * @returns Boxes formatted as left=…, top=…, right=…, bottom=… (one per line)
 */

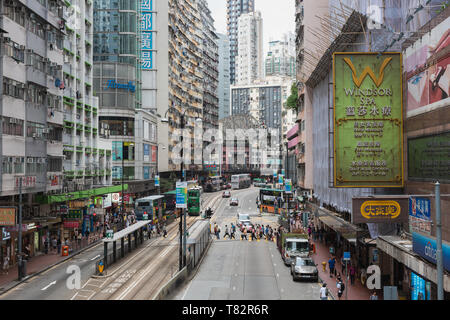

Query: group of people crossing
left=213, top=222, right=276, bottom=242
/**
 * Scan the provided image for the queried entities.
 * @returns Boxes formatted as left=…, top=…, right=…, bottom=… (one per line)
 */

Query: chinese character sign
left=141, top=0, right=154, bottom=70
left=333, top=53, right=403, bottom=187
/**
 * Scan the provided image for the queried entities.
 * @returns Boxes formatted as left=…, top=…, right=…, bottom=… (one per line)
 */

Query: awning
left=317, top=208, right=363, bottom=241
left=36, top=184, right=128, bottom=204
left=164, top=190, right=177, bottom=195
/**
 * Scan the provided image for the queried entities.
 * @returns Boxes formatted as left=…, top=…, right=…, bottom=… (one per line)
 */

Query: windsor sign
left=333, top=52, right=403, bottom=188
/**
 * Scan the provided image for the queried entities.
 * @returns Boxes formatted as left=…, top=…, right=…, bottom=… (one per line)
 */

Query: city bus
left=231, top=174, right=251, bottom=190
left=135, top=195, right=165, bottom=221
left=204, top=176, right=222, bottom=192
left=258, top=188, right=295, bottom=214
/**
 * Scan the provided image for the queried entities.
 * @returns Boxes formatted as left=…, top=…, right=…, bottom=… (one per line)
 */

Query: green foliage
left=285, top=83, right=298, bottom=111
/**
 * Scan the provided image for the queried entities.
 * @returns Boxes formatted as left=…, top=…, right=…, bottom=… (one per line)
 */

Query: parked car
left=230, top=198, right=239, bottom=206
left=226, top=183, right=232, bottom=189
left=222, top=191, right=231, bottom=198
left=290, top=257, right=318, bottom=282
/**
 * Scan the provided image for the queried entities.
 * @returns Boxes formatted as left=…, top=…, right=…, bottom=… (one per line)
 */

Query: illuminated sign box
left=352, top=198, right=408, bottom=224
left=333, top=52, right=403, bottom=188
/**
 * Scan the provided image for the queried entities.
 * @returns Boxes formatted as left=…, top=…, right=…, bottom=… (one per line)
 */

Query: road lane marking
left=90, top=254, right=101, bottom=261
left=41, top=281, right=57, bottom=291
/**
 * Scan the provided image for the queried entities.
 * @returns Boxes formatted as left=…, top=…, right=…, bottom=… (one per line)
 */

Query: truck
left=277, top=230, right=310, bottom=266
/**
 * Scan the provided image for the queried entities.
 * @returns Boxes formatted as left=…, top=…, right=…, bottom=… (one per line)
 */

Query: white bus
left=231, top=174, right=251, bottom=190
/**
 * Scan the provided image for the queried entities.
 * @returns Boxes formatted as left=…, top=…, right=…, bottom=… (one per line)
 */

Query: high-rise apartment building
left=265, top=32, right=296, bottom=78
left=217, top=33, right=231, bottom=120
left=236, top=11, right=263, bottom=85
left=0, top=0, right=112, bottom=267
left=94, top=0, right=158, bottom=197
left=226, top=0, right=255, bottom=85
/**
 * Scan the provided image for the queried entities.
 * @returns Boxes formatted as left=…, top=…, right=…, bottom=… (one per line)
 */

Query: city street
left=174, top=187, right=322, bottom=300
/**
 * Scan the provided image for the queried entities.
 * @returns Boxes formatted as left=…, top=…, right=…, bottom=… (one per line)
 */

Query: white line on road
left=41, top=281, right=57, bottom=291
left=233, top=286, right=236, bottom=291
left=90, top=254, right=101, bottom=261
left=276, top=273, right=279, bottom=278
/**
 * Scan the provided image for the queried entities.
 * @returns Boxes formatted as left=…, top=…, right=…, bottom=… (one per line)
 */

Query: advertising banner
left=409, top=197, right=432, bottom=234
left=412, top=232, right=450, bottom=272
left=333, top=53, right=403, bottom=187
left=152, top=146, right=157, bottom=162
left=155, top=175, right=160, bottom=187
left=102, top=194, right=112, bottom=208
left=144, top=144, right=150, bottom=162
left=0, top=207, right=16, bottom=226
left=176, top=181, right=188, bottom=209
left=407, top=132, right=450, bottom=182
left=352, top=198, right=408, bottom=224
left=285, top=179, right=292, bottom=193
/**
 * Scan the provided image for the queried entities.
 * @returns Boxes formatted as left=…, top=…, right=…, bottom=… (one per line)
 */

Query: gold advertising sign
left=0, top=207, right=16, bottom=226
left=352, top=198, right=408, bottom=224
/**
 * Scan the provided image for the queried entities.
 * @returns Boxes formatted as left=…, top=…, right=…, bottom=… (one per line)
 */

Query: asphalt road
left=174, top=187, right=322, bottom=300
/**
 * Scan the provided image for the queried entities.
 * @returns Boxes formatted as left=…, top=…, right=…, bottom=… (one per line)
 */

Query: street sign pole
left=435, top=182, right=443, bottom=300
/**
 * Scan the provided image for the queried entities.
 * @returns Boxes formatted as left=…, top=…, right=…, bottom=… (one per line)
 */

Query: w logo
left=344, top=57, right=392, bottom=88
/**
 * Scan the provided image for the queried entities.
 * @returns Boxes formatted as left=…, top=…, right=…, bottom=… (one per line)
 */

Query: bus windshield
left=286, top=241, right=309, bottom=253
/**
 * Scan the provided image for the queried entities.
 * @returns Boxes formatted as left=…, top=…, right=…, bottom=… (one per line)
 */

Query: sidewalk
left=0, top=232, right=103, bottom=293
left=311, top=238, right=379, bottom=300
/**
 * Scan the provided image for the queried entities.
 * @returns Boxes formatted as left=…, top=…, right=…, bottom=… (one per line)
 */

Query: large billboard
left=407, top=132, right=450, bottom=182
left=333, top=52, right=403, bottom=188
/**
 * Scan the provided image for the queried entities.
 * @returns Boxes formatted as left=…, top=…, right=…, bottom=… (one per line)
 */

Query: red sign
left=15, top=176, right=36, bottom=189
left=64, top=221, right=79, bottom=229
left=0, top=208, right=16, bottom=226
left=152, top=146, right=157, bottom=162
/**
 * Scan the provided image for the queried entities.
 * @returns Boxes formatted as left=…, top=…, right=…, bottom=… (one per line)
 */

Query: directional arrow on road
left=41, top=281, right=57, bottom=291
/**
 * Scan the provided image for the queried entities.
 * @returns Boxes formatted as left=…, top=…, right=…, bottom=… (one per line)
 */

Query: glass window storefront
left=100, top=117, right=134, bottom=136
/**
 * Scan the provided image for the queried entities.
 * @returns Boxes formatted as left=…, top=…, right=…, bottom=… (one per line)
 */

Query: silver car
left=290, top=257, right=318, bottom=282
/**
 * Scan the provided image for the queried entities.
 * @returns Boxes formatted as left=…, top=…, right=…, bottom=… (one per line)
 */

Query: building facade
left=226, top=0, right=254, bottom=85
left=265, top=33, right=296, bottom=78
left=235, top=11, right=263, bottom=85
left=217, top=33, right=231, bottom=120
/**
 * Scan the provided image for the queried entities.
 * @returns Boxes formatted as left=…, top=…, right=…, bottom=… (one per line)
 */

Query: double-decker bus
left=204, top=176, right=222, bottom=192
left=258, top=188, right=295, bottom=214
left=231, top=174, right=251, bottom=190
left=135, top=195, right=165, bottom=221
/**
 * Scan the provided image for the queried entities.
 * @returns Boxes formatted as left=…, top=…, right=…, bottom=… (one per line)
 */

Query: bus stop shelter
left=102, top=220, right=151, bottom=270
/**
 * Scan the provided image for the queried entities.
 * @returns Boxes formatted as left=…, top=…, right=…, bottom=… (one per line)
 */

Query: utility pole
left=18, top=178, right=23, bottom=281
left=179, top=114, right=184, bottom=271
left=435, top=182, right=443, bottom=300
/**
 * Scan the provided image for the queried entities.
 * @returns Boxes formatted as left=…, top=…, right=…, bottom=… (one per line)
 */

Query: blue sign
left=143, top=166, right=150, bottom=180
left=155, top=175, right=160, bottom=187
left=409, top=197, right=431, bottom=220
left=411, top=272, right=430, bottom=300
left=141, top=0, right=154, bottom=70
left=105, top=80, right=136, bottom=92
left=344, top=251, right=351, bottom=261
left=176, top=181, right=187, bottom=209
left=412, top=232, right=450, bottom=272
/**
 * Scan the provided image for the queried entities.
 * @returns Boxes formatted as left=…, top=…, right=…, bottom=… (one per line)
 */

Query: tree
left=285, top=83, right=298, bottom=112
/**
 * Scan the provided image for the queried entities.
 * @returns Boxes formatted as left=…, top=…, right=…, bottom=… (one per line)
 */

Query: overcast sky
left=207, top=0, right=295, bottom=55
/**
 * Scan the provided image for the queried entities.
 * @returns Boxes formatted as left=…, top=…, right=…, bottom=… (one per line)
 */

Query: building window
left=2, top=117, right=24, bottom=136
left=26, top=122, right=46, bottom=139
left=3, top=77, right=25, bottom=99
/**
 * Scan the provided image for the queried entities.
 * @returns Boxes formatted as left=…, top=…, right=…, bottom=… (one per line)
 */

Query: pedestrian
left=320, top=283, right=328, bottom=300
left=341, top=256, right=346, bottom=274
left=77, top=232, right=82, bottom=248
left=370, top=291, right=378, bottom=300
left=223, top=225, right=231, bottom=239
left=241, top=228, right=247, bottom=240
left=349, top=264, right=356, bottom=285
left=51, top=237, right=57, bottom=253
left=2, top=255, right=9, bottom=275
left=44, top=237, right=49, bottom=254
left=328, top=257, right=335, bottom=278
left=57, top=237, right=61, bottom=254
left=337, top=278, right=345, bottom=300
left=163, top=224, right=167, bottom=238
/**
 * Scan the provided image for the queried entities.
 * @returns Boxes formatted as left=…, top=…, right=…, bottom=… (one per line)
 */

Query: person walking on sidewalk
left=2, top=255, right=10, bottom=274
left=337, top=278, right=345, bottom=300
left=370, top=291, right=378, bottom=300
left=328, top=257, right=336, bottom=277
left=349, top=264, right=356, bottom=285
left=320, top=283, right=328, bottom=300
left=51, top=237, right=57, bottom=254
left=57, top=237, right=61, bottom=254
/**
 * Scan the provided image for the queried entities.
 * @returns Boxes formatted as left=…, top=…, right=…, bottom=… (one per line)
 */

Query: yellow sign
left=343, top=57, right=393, bottom=87
left=0, top=207, right=16, bottom=226
left=98, top=264, right=104, bottom=274
left=360, top=201, right=401, bottom=220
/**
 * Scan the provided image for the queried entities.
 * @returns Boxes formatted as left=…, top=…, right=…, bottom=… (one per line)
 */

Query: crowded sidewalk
left=311, top=235, right=382, bottom=300
left=0, top=231, right=102, bottom=291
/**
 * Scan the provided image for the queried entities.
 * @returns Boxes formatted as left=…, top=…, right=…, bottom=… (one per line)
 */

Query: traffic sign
left=344, top=251, right=351, bottom=261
